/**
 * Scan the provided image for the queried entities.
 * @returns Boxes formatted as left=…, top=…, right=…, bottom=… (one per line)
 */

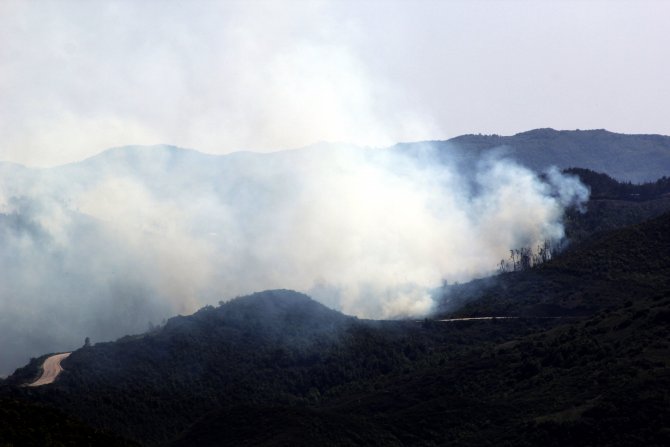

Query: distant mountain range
left=400, top=128, right=670, bottom=182
left=2, top=128, right=670, bottom=183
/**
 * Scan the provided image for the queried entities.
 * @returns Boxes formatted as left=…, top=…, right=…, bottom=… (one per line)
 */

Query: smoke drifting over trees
left=0, top=144, right=588, bottom=374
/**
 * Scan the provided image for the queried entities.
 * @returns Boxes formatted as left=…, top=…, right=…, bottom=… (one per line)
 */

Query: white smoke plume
left=0, top=143, right=589, bottom=375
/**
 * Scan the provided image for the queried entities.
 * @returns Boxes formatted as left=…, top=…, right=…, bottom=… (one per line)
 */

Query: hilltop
left=394, top=128, right=670, bottom=182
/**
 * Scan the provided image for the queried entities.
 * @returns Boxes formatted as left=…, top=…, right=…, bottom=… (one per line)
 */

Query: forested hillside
left=3, top=212, right=670, bottom=445
left=0, top=398, right=138, bottom=446
left=562, top=168, right=670, bottom=243
left=441, top=210, right=670, bottom=318
left=2, top=291, right=558, bottom=445
left=172, top=213, right=670, bottom=446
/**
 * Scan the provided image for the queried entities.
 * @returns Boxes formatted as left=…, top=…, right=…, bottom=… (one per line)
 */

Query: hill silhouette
left=394, top=128, right=670, bottom=182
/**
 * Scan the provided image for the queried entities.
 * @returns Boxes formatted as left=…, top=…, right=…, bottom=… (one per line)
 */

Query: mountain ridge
left=442, top=128, right=670, bottom=182
left=4, top=128, right=668, bottom=182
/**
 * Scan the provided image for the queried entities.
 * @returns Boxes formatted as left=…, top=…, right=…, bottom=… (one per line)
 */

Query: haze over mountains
left=3, top=208, right=670, bottom=445
left=1, top=128, right=669, bottom=376
left=3, top=0, right=670, bottom=443
left=1, top=128, right=670, bottom=445
left=0, top=128, right=612, bottom=376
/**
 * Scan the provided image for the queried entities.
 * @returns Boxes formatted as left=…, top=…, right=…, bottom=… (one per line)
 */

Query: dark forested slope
left=0, top=398, right=138, bottom=446
left=562, top=168, right=670, bottom=243
left=440, top=210, right=670, bottom=318
left=2, top=291, right=558, bottom=445
left=171, top=292, right=670, bottom=446
left=173, top=215, right=670, bottom=447
left=3, top=211, right=670, bottom=446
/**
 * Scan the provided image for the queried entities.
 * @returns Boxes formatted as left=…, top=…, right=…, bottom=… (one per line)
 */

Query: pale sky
left=1, top=0, right=669, bottom=166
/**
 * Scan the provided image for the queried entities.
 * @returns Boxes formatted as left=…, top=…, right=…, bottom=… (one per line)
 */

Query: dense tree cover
left=565, top=195, right=670, bottom=244
left=2, top=354, right=49, bottom=387
left=1, top=292, right=558, bottom=445
left=0, top=398, right=138, bottom=446
left=497, top=169, right=670, bottom=273
left=564, top=168, right=670, bottom=200
left=2, top=207, right=670, bottom=446
left=170, top=290, right=670, bottom=446
left=172, top=228, right=670, bottom=446
left=443, top=211, right=670, bottom=318
left=562, top=169, right=670, bottom=244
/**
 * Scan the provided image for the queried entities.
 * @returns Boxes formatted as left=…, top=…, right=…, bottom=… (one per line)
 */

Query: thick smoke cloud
left=0, top=144, right=588, bottom=375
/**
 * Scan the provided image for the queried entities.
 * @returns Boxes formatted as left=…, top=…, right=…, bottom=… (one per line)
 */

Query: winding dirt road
left=28, top=352, right=71, bottom=387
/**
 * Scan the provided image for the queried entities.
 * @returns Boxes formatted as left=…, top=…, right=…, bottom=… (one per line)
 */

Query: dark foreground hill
left=0, top=398, right=139, bottom=446
left=2, top=290, right=560, bottom=445
left=3, top=213, right=670, bottom=446
left=170, top=218, right=670, bottom=447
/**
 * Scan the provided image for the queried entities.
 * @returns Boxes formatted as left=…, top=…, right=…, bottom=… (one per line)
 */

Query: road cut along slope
left=28, top=352, right=71, bottom=387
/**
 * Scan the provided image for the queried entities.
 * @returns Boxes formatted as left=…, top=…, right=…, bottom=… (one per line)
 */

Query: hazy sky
left=1, top=0, right=669, bottom=166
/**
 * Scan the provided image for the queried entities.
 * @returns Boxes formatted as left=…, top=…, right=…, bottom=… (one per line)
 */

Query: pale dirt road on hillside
left=437, top=316, right=520, bottom=322
left=28, top=352, right=71, bottom=387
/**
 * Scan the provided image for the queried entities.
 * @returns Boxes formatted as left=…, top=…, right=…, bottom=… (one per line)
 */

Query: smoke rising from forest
left=0, top=143, right=588, bottom=375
